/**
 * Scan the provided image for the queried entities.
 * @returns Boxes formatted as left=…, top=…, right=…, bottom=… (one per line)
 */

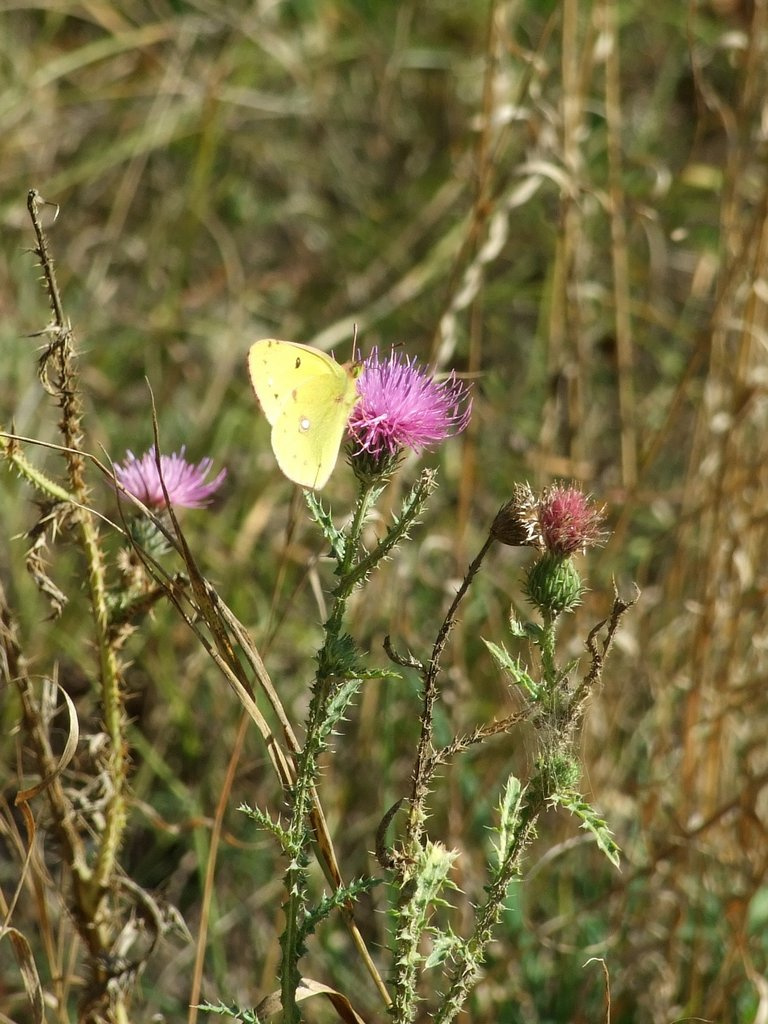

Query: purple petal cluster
left=348, top=348, right=472, bottom=458
left=114, top=446, right=226, bottom=509
left=538, top=484, right=606, bottom=555
left=492, top=482, right=606, bottom=555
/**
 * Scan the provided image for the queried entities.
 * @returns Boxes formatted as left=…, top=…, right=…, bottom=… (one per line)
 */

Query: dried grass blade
left=15, top=684, right=79, bottom=803
left=0, top=927, right=45, bottom=1024
left=255, top=976, right=368, bottom=1023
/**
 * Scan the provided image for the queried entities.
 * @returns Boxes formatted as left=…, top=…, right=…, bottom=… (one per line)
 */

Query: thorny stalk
left=23, top=191, right=129, bottom=1020
left=405, top=530, right=495, bottom=851
left=280, top=479, right=380, bottom=1023
left=389, top=530, right=496, bottom=1023
left=434, top=590, right=637, bottom=1023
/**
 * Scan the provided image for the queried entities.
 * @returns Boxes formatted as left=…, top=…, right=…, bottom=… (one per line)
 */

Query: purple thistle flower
left=348, top=348, right=472, bottom=459
left=538, top=484, right=606, bottom=555
left=114, top=446, right=226, bottom=510
left=492, top=482, right=606, bottom=555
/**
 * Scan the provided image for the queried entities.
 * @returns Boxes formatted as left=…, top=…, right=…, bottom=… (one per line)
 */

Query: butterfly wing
left=248, top=338, right=342, bottom=426
left=248, top=338, right=360, bottom=488
left=271, top=372, right=360, bottom=489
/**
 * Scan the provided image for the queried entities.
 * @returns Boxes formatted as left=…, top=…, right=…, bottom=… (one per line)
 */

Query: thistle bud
left=491, top=483, right=543, bottom=548
left=524, top=553, right=583, bottom=615
left=491, top=482, right=606, bottom=555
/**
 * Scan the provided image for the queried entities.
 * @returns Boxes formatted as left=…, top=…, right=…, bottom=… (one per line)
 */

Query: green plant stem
left=1, top=436, right=81, bottom=504
left=279, top=480, right=378, bottom=1022
left=406, top=531, right=495, bottom=851
left=540, top=611, right=557, bottom=689
left=391, top=532, right=495, bottom=1024
left=341, top=480, right=380, bottom=578
left=390, top=886, right=421, bottom=1024
left=433, top=808, right=541, bottom=1024
left=85, top=528, right=127, bottom=897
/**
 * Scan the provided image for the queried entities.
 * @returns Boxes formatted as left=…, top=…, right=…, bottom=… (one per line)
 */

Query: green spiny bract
left=524, top=553, right=583, bottom=615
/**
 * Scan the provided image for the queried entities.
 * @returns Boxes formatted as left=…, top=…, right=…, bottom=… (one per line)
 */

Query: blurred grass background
left=1, top=1, right=767, bottom=1021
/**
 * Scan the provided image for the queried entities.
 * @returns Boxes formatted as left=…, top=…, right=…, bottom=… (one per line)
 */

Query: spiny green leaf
left=483, top=639, right=539, bottom=698
left=410, top=840, right=460, bottom=931
left=492, top=773, right=525, bottom=869
left=300, top=875, right=380, bottom=940
left=549, top=791, right=621, bottom=868
left=304, top=490, right=346, bottom=559
left=195, top=999, right=262, bottom=1021
left=238, top=802, right=291, bottom=853
left=424, top=927, right=463, bottom=969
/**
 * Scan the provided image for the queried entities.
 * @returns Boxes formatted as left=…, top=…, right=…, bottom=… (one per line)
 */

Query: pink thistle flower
left=492, top=482, right=606, bottom=555
left=348, top=348, right=472, bottom=459
left=538, top=484, right=606, bottom=556
left=114, top=446, right=226, bottom=510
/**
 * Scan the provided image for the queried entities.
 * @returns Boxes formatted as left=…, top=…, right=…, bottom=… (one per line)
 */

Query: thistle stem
left=26, top=189, right=129, bottom=1019
left=279, top=479, right=378, bottom=1021
left=391, top=531, right=495, bottom=1022
left=434, top=808, right=541, bottom=1024
left=540, top=611, right=558, bottom=689
left=406, top=531, right=495, bottom=850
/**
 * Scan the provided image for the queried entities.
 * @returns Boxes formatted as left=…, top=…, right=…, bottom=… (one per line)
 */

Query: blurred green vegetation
left=2, top=1, right=767, bottom=1022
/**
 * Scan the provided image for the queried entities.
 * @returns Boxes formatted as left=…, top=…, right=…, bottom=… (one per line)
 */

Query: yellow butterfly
left=247, top=338, right=361, bottom=489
